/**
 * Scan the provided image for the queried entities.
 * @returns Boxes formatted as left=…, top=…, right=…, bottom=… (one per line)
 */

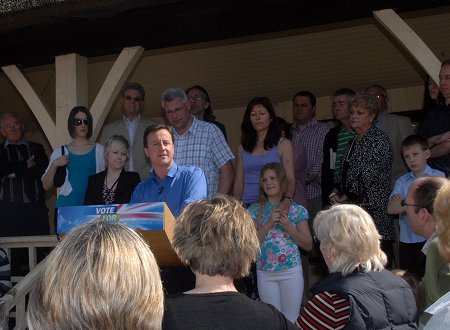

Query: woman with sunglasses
left=42, top=106, right=105, bottom=207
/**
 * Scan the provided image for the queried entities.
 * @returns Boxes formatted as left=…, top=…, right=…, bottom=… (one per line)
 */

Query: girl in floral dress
left=248, top=162, right=312, bottom=322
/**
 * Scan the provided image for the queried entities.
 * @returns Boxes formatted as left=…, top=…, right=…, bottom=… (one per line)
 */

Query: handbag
left=53, top=146, right=67, bottom=188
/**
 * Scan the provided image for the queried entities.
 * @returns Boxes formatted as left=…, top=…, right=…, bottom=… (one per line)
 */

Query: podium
left=57, top=202, right=181, bottom=266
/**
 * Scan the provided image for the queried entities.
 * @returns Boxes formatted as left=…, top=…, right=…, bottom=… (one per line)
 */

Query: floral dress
left=248, top=202, right=308, bottom=271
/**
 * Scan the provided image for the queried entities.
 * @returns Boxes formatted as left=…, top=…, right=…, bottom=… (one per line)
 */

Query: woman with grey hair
left=297, top=204, right=417, bottom=329
left=84, top=135, right=140, bottom=205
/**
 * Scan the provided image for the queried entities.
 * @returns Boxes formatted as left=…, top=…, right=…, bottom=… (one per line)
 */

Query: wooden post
left=374, top=9, right=441, bottom=83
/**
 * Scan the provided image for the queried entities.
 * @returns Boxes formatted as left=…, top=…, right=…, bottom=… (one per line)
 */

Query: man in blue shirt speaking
left=131, top=124, right=207, bottom=218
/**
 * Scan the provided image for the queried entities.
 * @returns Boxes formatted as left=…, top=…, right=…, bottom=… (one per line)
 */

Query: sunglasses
left=72, top=118, right=90, bottom=126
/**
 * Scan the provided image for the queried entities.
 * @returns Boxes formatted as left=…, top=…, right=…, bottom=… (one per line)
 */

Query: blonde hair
left=435, top=181, right=450, bottom=263
left=314, top=204, right=387, bottom=276
left=173, top=194, right=260, bottom=279
left=27, top=220, right=164, bottom=330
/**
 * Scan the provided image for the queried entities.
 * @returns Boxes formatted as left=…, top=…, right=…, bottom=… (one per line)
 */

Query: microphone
left=158, top=186, right=164, bottom=195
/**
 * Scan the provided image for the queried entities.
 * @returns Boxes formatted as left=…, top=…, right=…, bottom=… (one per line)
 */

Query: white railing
left=0, top=236, right=59, bottom=330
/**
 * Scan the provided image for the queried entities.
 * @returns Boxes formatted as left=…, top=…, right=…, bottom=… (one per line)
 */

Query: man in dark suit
left=365, top=84, right=414, bottom=187
left=0, top=112, right=49, bottom=274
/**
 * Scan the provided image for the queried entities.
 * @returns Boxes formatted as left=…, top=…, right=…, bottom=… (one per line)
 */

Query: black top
left=0, top=141, right=48, bottom=204
left=162, top=291, right=298, bottom=330
left=420, top=103, right=450, bottom=175
left=84, top=169, right=140, bottom=205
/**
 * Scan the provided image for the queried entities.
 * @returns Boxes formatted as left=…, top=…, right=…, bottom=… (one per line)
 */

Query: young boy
left=387, top=134, right=445, bottom=279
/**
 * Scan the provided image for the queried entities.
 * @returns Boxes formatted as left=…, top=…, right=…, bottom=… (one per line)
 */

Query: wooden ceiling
left=1, top=0, right=449, bottom=67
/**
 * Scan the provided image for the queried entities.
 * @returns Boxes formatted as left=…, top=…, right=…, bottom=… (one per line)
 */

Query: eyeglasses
left=124, top=95, right=142, bottom=102
left=72, top=118, right=90, bottom=126
left=400, top=199, right=421, bottom=208
left=1, top=122, right=21, bottom=129
left=188, top=96, right=204, bottom=103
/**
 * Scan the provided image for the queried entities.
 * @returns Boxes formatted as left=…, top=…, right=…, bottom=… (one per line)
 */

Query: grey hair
left=0, top=112, right=21, bottom=127
left=160, top=87, right=188, bottom=108
left=121, top=82, right=145, bottom=100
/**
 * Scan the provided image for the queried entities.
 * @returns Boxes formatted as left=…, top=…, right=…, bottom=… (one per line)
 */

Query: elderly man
left=100, top=82, right=158, bottom=179
left=161, top=87, right=234, bottom=196
left=130, top=124, right=207, bottom=218
left=0, top=112, right=49, bottom=274
left=365, top=84, right=414, bottom=186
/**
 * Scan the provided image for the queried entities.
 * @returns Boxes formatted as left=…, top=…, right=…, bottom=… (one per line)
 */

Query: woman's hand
left=54, top=154, right=69, bottom=167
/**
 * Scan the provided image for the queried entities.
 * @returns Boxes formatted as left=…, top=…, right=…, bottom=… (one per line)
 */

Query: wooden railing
left=0, top=236, right=59, bottom=330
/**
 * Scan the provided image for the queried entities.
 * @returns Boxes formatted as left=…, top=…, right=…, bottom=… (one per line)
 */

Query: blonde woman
left=27, top=220, right=164, bottom=329
left=163, top=195, right=298, bottom=329
left=298, top=204, right=417, bottom=329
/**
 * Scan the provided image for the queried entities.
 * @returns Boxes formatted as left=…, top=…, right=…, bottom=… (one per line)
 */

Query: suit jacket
left=0, top=141, right=48, bottom=204
left=84, top=169, right=140, bottom=205
left=99, top=116, right=158, bottom=180
left=379, top=113, right=414, bottom=187
left=321, top=125, right=340, bottom=206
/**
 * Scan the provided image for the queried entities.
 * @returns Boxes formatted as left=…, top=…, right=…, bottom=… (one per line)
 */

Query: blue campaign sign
left=57, top=202, right=167, bottom=234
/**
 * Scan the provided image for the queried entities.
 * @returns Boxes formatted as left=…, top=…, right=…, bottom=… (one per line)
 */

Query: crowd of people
left=0, top=59, right=450, bottom=329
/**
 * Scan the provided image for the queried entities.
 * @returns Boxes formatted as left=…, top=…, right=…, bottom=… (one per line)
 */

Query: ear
left=203, top=101, right=210, bottom=110
left=424, top=149, right=431, bottom=160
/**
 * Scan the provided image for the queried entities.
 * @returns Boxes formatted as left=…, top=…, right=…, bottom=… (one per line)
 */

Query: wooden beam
left=1, top=65, right=55, bottom=146
left=373, top=9, right=441, bottom=83
left=55, top=53, right=88, bottom=146
left=90, top=46, right=144, bottom=140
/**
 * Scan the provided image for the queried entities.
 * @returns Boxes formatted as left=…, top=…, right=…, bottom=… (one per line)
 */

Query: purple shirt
left=242, top=146, right=281, bottom=204
left=291, top=120, right=329, bottom=199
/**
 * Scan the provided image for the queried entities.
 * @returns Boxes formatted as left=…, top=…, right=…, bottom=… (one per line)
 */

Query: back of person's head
left=27, top=220, right=164, bottom=330
left=413, top=176, right=449, bottom=215
left=314, top=204, right=387, bottom=276
left=173, top=194, right=260, bottom=279
left=434, top=181, right=450, bottom=263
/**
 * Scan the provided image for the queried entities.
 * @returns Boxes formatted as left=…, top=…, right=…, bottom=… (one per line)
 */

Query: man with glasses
left=161, top=87, right=234, bottom=196
left=100, top=82, right=158, bottom=180
left=185, top=85, right=227, bottom=141
left=0, top=112, right=49, bottom=274
left=365, top=84, right=414, bottom=186
left=404, top=176, right=448, bottom=254
left=403, top=176, right=450, bottom=326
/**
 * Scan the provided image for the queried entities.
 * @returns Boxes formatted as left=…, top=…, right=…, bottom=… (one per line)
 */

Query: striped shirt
left=173, top=117, right=234, bottom=196
left=291, top=120, right=329, bottom=199
left=333, top=127, right=355, bottom=181
left=297, top=291, right=351, bottom=329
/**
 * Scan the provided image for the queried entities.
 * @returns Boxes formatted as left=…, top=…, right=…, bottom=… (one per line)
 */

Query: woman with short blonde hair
left=164, top=194, right=298, bottom=329
left=297, top=204, right=417, bottom=329
left=27, top=220, right=164, bottom=330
